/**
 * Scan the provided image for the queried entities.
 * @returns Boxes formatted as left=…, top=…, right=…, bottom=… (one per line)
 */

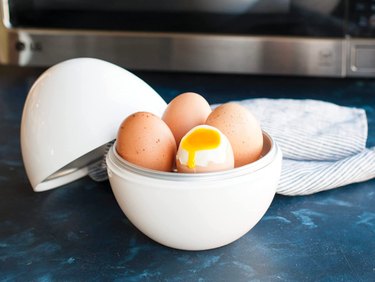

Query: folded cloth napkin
left=234, top=98, right=375, bottom=196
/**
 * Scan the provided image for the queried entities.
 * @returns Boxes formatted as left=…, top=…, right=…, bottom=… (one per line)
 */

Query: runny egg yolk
left=180, top=127, right=221, bottom=168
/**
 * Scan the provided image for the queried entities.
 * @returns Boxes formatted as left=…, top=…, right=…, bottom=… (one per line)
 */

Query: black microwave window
left=346, top=0, right=375, bottom=38
left=9, top=0, right=345, bottom=37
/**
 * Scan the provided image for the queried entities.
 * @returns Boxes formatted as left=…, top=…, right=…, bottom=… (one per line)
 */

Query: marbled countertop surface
left=0, top=66, right=374, bottom=281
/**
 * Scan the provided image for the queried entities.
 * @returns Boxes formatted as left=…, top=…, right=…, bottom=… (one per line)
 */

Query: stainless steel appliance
left=1, top=0, right=374, bottom=77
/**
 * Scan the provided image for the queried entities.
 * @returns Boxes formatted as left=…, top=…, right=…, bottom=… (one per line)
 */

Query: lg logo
left=15, top=41, right=42, bottom=52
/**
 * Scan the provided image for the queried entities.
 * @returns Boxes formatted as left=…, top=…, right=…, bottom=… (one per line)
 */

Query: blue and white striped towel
left=237, top=98, right=375, bottom=196
left=91, top=98, right=374, bottom=196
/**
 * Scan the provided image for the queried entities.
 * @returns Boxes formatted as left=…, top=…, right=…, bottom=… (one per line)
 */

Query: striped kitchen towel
left=237, top=98, right=375, bottom=196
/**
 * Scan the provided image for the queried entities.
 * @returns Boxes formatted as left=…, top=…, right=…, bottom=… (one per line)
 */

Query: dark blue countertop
left=1, top=66, right=374, bottom=281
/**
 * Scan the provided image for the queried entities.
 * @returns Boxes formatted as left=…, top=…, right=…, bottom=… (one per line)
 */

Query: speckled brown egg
left=116, top=112, right=177, bottom=172
left=162, top=92, right=212, bottom=146
left=206, top=103, right=263, bottom=168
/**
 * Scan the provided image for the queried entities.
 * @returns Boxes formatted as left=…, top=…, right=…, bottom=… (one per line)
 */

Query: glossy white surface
left=107, top=132, right=282, bottom=251
left=21, top=58, right=166, bottom=191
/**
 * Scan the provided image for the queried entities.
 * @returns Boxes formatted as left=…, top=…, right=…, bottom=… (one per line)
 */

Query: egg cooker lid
left=20, top=58, right=167, bottom=192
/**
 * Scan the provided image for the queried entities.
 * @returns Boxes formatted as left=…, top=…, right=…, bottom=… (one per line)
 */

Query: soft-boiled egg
left=176, top=125, right=234, bottom=173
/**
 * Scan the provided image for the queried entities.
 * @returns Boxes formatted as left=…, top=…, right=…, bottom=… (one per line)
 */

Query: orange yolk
left=180, top=127, right=221, bottom=168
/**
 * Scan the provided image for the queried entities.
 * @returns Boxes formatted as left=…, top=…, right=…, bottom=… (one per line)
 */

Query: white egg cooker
left=21, top=58, right=167, bottom=192
left=20, top=58, right=282, bottom=250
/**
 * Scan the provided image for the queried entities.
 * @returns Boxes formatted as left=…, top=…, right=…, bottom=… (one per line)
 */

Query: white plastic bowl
left=106, top=131, right=282, bottom=251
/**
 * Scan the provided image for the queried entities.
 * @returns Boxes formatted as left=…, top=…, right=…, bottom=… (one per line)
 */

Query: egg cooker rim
left=107, top=130, right=280, bottom=182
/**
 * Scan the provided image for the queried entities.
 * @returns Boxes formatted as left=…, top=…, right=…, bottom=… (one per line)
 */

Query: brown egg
left=116, top=112, right=177, bottom=172
left=206, top=103, right=263, bottom=167
left=162, top=92, right=212, bottom=146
